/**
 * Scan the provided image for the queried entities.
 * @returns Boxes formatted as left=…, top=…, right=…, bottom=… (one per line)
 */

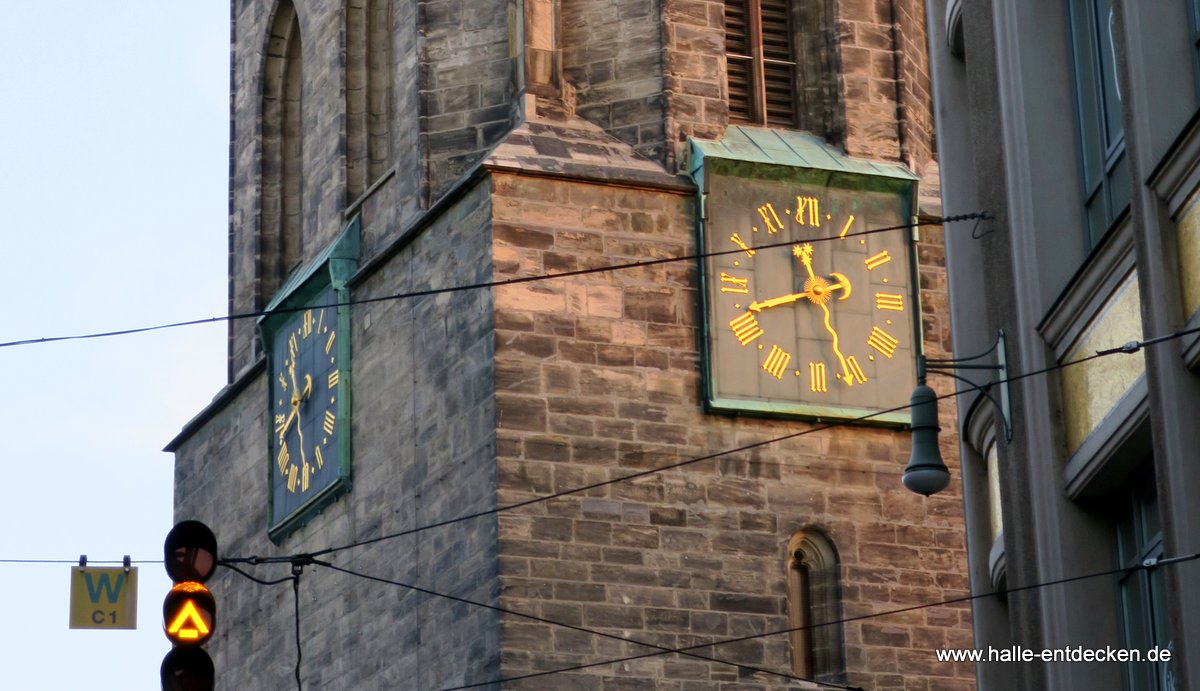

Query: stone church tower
left=168, top=0, right=975, bottom=688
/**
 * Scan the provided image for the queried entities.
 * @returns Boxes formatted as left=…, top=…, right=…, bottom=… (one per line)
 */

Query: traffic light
left=160, top=520, right=217, bottom=691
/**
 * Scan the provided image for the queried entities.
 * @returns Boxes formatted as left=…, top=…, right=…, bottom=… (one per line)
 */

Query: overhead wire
left=10, top=210, right=1192, bottom=687
left=208, top=328, right=1192, bottom=688
left=222, top=560, right=304, bottom=690
left=443, top=551, right=1200, bottom=689
left=4, top=311, right=1197, bottom=688
left=310, top=559, right=857, bottom=691
left=0, top=558, right=159, bottom=564
left=5, top=325, right=1192, bottom=570
left=0, top=213, right=986, bottom=350
left=225, top=334, right=1134, bottom=566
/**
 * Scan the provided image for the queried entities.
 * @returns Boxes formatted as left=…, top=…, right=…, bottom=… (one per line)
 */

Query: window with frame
left=724, top=0, right=841, bottom=138
left=1068, top=0, right=1130, bottom=249
left=1115, top=469, right=1173, bottom=690
left=787, top=530, right=846, bottom=682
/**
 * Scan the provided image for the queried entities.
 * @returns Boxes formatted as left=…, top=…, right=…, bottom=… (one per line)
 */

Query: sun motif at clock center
left=699, top=165, right=918, bottom=424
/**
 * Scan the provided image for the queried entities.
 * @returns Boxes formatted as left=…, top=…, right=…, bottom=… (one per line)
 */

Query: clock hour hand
left=748, top=291, right=810, bottom=313
left=300, top=374, right=313, bottom=402
left=749, top=274, right=853, bottom=313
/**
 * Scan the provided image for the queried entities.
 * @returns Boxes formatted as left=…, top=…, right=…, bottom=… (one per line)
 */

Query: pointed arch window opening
left=787, top=530, right=847, bottom=682
left=346, top=0, right=393, bottom=205
left=260, top=1, right=304, bottom=311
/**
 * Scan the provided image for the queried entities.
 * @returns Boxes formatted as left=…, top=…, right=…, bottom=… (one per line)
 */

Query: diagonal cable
left=232, top=341, right=1133, bottom=566
left=0, top=214, right=984, bottom=349
left=450, top=552, right=1200, bottom=689
left=310, top=558, right=859, bottom=691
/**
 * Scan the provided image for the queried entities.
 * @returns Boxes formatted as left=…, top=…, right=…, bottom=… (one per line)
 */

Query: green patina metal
left=689, top=125, right=918, bottom=193
left=261, top=216, right=360, bottom=543
left=688, top=126, right=919, bottom=426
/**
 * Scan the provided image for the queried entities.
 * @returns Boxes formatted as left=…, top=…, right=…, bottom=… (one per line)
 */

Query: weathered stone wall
left=659, top=0, right=937, bottom=177
left=561, top=0, right=668, bottom=164
left=228, top=0, right=348, bottom=379
left=489, top=171, right=973, bottom=689
left=227, top=0, right=518, bottom=381
left=419, top=0, right=518, bottom=200
left=190, top=0, right=967, bottom=689
left=173, top=179, right=500, bottom=690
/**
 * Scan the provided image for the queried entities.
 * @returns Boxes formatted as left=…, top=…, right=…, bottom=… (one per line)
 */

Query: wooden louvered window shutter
left=725, top=0, right=798, bottom=127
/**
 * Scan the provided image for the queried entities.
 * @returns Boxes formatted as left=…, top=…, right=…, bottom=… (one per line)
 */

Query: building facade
left=168, top=0, right=975, bottom=688
left=926, top=0, right=1200, bottom=689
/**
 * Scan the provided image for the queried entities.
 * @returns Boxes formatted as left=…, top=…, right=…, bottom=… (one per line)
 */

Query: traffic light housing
left=161, top=520, right=217, bottom=691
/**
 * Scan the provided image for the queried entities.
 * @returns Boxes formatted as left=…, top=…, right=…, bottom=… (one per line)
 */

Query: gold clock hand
left=748, top=291, right=810, bottom=312
left=826, top=272, right=852, bottom=300
left=287, top=364, right=309, bottom=471
left=818, top=302, right=854, bottom=384
left=794, top=243, right=817, bottom=280
left=301, top=374, right=313, bottom=401
left=793, top=243, right=853, bottom=300
left=295, top=420, right=308, bottom=472
left=277, top=406, right=298, bottom=441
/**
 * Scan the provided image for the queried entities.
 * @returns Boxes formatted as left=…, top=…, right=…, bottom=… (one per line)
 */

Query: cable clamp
left=291, top=554, right=314, bottom=577
left=1143, top=557, right=1159, bottom=569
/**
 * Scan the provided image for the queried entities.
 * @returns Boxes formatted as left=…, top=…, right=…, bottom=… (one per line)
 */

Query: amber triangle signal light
left=160, top=521, right=218, bottom=691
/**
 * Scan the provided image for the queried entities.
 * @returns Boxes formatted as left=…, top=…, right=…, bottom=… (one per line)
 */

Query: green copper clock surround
left=690, top=128, right=921, bottom=425
left=259, top=218, right=359, bottom=542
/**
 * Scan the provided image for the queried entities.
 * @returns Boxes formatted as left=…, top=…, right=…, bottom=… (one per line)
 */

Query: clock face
left=267, top=285, right=348, bottom=531
left=702, top=170, right=917, bottom=423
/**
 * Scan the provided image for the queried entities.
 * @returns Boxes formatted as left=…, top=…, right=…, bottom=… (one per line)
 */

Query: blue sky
left=0, top=4, right=228, bottom=688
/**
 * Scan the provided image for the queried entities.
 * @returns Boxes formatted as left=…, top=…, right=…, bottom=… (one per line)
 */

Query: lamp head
left=904, top=384, right=950, bottom=496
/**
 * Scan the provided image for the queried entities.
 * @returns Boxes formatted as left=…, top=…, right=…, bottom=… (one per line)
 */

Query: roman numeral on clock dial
left=720, top=272, right=749, bottom=294
left=729, top=312, right=764, bottom=346
left=809, top=362, right=827, bottom=392
left=277, top=442, right=290, bottom=474
left=762, top=345, right=792, bottom=380
left=867, top=327, right=899, bottom=358
left=875, top=292, right=904, bottom=311
left=757, top=203, right=784, bottom=233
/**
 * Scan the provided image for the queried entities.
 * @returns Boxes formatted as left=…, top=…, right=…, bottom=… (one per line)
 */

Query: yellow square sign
left=69, top=566, right=137, bottom=630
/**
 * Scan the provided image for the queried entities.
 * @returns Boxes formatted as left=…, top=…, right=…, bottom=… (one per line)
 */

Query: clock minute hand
left=300, top=374, right=313, bottom=401
left=793, top=243, right=817, bottom=280
left=285, top=362, right=309, bottom=467
left=277, top=406, right=298, bottom=441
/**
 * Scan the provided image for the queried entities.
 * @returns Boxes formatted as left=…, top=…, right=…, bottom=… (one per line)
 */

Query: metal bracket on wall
left=923, top=329, right=1012, bottom=442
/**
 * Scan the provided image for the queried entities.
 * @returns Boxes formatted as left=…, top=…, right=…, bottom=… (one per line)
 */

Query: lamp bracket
left=920, top=329, right=1012, bottom=442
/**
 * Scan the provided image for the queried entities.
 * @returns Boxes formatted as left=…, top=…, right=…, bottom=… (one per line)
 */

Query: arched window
left=787, top=529, right=846, bottom=681
left=260, top=0, right=303, bottom=305
left=346, top=0, right=393, bottom=204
